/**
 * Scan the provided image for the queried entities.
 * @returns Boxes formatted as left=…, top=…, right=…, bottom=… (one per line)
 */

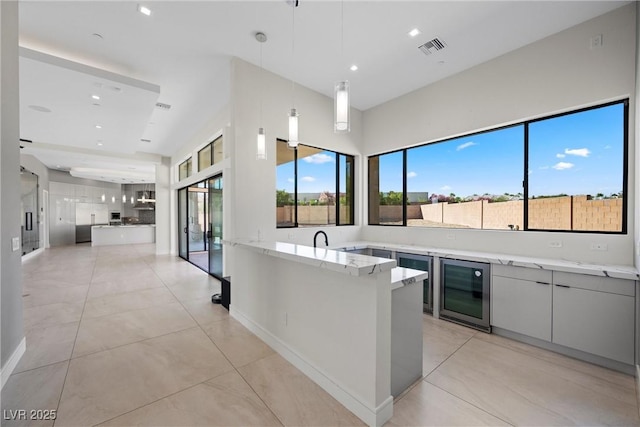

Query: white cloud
left=456, top=141, right=476, bottom=151
left=287, top=178, right=294, bottom=183
left=552, top=162, right=574, bottom=171
left=604, top=145, right=611, bottom=149
left=301, top=176, right=315, bottom=182
left=564, top=148, right=590, bottom=157
left=303, top=153, right=334, bottom=164
left=407, top=171, right=417, bottom=178
left=441, top=185, right=452, bottom=191
left=556, top=153, right=566, bottom=158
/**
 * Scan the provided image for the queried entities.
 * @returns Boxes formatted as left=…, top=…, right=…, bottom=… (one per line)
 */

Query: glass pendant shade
left=101, top=194, right=106, bottom=203
left=122, top=194, right=126, bottom=203
left=334, top=81, right=350, bottom=132
left=256, top=127, right=267, bottom=160
left=130, top=196, right=134, bottom=204
left=288, top=108, right=299, bottom=148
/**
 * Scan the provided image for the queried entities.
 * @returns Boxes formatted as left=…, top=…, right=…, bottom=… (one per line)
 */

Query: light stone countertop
left=391, top=267, right=428, bottom=290
left=92, top=225, right=156, bottom=228
left=226, top=239, right=396, bottom=277
left=333, top=241, right=639, bottom=281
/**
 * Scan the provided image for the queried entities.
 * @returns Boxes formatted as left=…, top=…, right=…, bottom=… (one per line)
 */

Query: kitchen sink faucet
left=313, top=230, right=328, bottom=248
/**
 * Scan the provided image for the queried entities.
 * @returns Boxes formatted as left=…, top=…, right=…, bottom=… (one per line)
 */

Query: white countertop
left=226, top=240, right=396, bottom=277
left=334, top=241, right=639, bottom=281
left=92, top=224, right=156, bottom=228
left=391, top=267, right=428, bottom=290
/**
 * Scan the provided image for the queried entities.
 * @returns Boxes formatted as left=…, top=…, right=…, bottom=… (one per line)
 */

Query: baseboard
left=492, top=326, right=635, bottom=375
left=1, top=337, right=26, bottom=390
left=230, top=306, right=393, bottom=427
left=21, top=248, right=44, bottom=263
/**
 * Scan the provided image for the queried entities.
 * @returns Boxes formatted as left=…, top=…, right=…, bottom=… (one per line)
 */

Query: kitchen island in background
left=91, top=225, right=156, bottom=246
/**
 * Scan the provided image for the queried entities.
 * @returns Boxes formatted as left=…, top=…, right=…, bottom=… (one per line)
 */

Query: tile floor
left=2, top=243, right=639, bottom=426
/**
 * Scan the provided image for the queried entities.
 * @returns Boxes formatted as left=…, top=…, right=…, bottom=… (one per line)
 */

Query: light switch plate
left=11, top=237, right=20, bottom=252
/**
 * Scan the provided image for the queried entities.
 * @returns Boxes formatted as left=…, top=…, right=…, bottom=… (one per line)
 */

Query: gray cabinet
left=492, top=265, right=552, bottom=341
left=552, top=272, right=635, bottom=365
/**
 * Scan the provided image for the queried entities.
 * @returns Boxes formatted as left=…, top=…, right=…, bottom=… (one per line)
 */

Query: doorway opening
left=178, top=174, right=223, bottom=278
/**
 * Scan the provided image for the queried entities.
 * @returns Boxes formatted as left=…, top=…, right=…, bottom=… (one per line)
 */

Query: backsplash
left=138, top=210, right=156, bottom=224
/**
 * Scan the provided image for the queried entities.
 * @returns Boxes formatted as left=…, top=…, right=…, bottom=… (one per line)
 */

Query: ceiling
left=17, top=1, right=629, bottom=184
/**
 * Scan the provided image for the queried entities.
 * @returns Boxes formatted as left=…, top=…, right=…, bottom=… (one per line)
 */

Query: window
left=527, top=101, right=626, bottom=232
left=368, top=151, right=405, bottom=225
left=198, top=145, right=212, bottom=170
left=198, top=136, right=223, bottom=171
left=179, top=158, right=192, bottom=181
left=277, top=139, right=355, bottom=228
left=405, top=125, right=524, bottom=229
left=368, top=100, right=627, bottom=234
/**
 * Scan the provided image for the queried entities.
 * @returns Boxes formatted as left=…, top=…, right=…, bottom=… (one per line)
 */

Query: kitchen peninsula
left=227, top=240, right=426, bottom=427
left=91, top=224, right=156, bottom=246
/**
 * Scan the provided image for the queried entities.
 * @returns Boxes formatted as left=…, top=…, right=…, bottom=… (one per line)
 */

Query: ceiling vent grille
left=155, top=102, right=171, bottom=110
left=418, top=38, right=446, bottom=56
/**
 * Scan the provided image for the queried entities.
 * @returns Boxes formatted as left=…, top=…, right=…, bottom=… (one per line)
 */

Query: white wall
left=362, top=4, right=636, bottom=265
left=155, top=157, right=170, bottom=255
left=1, top=0, right=24, bottom=377
left=230, top=58, right=363, bottom=247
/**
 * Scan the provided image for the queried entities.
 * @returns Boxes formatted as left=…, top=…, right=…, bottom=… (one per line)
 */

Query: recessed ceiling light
left=138, top=4, right=151, bottom=16
left=95, top=125, right=102, bottom=129
left=97, top=142, right=103, bottom=146
left=408, top=28, right=421, bottom=38
left=350, top=65, right=358, bottom=71
left=92, top=95, right=100, bottom=100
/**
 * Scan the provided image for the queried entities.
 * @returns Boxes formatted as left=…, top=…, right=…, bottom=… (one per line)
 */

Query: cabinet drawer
left=492, top=264, right=552, bottom=283
left=553, top=285, right=634, bottom=364
left=553, top=271, right=635, bottom=296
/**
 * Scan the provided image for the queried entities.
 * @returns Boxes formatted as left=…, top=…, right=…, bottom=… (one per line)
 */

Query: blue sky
left=277, top=103, right=624, bottom=198
left=277, top=151, right=338, bottom=193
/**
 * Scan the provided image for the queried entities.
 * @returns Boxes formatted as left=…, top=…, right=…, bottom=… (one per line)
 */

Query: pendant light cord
left=291, top=1, right=296, bottom=108
left=260, top=40, right=263, bottom=122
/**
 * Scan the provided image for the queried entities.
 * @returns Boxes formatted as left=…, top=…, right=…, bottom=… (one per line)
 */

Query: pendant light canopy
left=256, top=32, right=267, bottom=160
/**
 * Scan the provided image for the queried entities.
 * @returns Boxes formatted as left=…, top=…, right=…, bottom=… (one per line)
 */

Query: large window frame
left=277, top=139, right=355, bottom=228
left=368, top=99, right=628, bottom=234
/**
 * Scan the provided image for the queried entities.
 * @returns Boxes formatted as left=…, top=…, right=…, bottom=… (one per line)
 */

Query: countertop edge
left=226, top=239, right=396, bottom=277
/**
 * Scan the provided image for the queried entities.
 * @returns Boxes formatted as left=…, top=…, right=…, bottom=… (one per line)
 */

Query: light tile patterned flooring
left=3, top=243, right=639, bottom=426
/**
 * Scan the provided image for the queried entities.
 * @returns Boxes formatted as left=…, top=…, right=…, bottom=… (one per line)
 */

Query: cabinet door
left=492, top=276, right=551, bottom=341
left=553, top=285, right=634, bottom=364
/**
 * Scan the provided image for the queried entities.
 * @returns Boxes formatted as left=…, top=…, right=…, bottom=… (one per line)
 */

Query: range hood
left=133, top=191, right=155, bottom=210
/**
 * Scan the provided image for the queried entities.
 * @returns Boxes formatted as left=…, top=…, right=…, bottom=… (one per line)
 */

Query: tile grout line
left=51, top=245, right=102, bottom=427
left=421, top=331, right=517, bottom=426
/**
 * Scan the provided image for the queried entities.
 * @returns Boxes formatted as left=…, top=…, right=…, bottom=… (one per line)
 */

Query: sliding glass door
left=208, top=176, right=223, bottom=278
left=177, top=174, right=223, bottom=278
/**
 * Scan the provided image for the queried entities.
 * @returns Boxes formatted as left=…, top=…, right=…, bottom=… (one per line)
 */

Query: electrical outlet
left=590, top=34, right=603, bottom=49
left=590, top=243, right=608, bottom=251
left=446, top=234, right=456, bottom=240
left=548, top=241, right=562, bottom=248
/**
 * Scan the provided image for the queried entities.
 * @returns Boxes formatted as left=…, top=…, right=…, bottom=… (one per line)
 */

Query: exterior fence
left=278, top=196, right=623, bottom=231
left=418, top=196, right=622, bottom=231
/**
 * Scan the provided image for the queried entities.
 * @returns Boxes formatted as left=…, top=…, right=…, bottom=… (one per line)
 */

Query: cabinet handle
left=535, top=281, right=550, bottom=285
left=555, top=284, right=571, bottom=289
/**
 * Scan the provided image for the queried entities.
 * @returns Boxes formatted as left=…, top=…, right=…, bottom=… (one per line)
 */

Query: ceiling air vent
left=155, top=102, right=171, bottom=110
left=418, top=38, right=446, bottom=56
left=140, top=139, right=151, bottom=143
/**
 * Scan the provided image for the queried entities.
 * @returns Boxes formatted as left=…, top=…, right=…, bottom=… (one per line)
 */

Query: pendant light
left=287, top=0, right=299, bottom=148
left=334, top=0, right=350, bottom=133
left=122, top=193, right=126, bottom=203
left=256, top=32, right=267, bottom=160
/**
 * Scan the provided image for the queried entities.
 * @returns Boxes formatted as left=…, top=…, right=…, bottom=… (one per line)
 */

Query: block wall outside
left=482, top=200, right=524, bottom=230
left=528, top=197, right=572, bottom=230
left=443, top=201, right=483, bottom=229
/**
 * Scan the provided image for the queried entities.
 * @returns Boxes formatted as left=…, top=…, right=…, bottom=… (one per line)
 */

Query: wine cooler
left=440, top=258, right=490, bottom=332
